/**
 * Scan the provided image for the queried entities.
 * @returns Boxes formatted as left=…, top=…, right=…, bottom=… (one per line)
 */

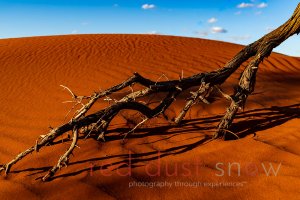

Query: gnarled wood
left=1, top=3, right=299, bottom=181
left=215, top=3, right=300, bottom=138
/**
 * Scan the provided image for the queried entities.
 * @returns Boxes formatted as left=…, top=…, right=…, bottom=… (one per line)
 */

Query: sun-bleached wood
left=1, top=3, right=300, bottom=181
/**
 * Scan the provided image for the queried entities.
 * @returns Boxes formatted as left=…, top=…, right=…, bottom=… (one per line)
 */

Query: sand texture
left=0, top=34, right=300, bottom=199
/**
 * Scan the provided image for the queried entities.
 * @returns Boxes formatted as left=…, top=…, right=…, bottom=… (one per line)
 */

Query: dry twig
left=1, top=4, right=300, bottom=181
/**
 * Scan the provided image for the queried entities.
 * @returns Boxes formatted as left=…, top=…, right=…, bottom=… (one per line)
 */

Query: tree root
left=1, top=4, right=300, bottom=181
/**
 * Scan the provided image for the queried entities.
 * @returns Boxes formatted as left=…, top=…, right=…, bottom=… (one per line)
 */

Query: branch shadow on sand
left=11, top=103, right=300, bottom=181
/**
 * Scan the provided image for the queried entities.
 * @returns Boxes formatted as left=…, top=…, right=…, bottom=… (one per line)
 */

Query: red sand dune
left=0, top=34, right=300, bottom=199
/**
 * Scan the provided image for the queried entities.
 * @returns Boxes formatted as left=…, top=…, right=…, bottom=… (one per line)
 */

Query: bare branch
left=123, top=117, right=148, bottom=140
left=1, top=3, right=300, bottom=181
left=42, top=127, right=79, bottom=181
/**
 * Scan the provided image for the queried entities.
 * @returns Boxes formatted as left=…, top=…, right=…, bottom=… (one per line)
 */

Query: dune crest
left=0, top=34, right=300, bottom=199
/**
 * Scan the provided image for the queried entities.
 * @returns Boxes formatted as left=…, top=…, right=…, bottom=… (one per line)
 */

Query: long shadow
left=11, top=103, right=300, bottom=180
left=229, top=103, right=300, bottom=139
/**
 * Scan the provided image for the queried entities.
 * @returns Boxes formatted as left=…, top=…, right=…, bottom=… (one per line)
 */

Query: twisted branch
left=1, top=3, right=300, bottom=181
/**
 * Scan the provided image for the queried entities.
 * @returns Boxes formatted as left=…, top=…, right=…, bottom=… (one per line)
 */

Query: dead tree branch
left=1, top=4, right=300, bottom=181
left=215, top=3, right=300, bottom=138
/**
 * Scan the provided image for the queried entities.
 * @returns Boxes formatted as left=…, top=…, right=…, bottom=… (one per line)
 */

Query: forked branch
left=1, top=3, right=300, bottom=181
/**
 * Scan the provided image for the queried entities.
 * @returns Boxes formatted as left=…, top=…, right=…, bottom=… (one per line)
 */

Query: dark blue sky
left=0, top=0, right=254, bottom=8
left=0, top=0, right=299, bottom=56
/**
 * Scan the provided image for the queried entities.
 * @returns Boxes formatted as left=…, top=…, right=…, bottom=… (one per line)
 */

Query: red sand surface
left=0, top=34, right=300, bottom=199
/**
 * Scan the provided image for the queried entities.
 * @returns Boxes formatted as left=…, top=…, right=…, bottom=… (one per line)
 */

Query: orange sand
left=0, top=34, right=300, bottom=199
